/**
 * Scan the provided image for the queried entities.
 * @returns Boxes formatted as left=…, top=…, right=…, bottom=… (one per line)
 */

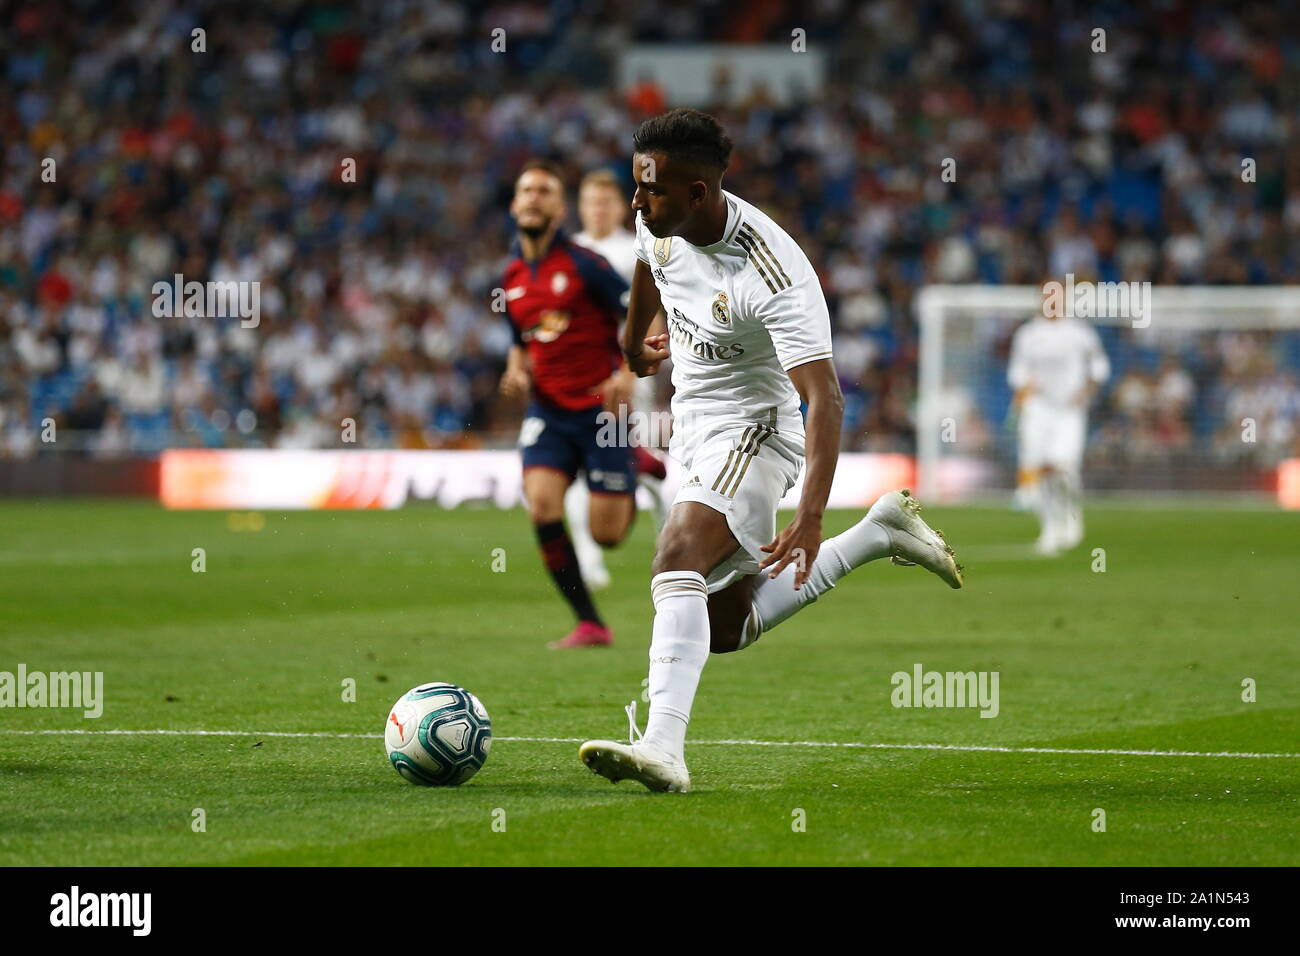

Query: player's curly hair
left=632, top=108, right=733, bottom=175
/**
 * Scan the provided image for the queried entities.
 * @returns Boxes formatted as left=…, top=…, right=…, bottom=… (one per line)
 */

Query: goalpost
left=915, top=285, right=1300, bottom=504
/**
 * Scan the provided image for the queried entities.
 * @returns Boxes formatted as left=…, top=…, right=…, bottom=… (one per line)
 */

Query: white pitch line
left=0, top=728, right=1295, bottom=759
left=0, top=729, right=380, bottom=739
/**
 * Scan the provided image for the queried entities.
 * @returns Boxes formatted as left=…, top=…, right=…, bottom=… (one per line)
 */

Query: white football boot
left=1035, top=500, right=1069, bottom=556
left=867, top=489, right=964, bottom=589
left=578, top=702, right=691, bottom=793
left=1058, top=502, right=1084, bottom=551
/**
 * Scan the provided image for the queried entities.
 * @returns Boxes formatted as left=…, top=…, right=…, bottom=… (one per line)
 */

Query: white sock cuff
left=650, top=570, right=708, bottom=607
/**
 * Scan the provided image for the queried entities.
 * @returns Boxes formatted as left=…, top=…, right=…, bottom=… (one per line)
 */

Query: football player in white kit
left=567, top=170, right=670, bottom=591
left=578, top=109, right=964, bottom=792
left=1008, top=298, right=1111, bottom=555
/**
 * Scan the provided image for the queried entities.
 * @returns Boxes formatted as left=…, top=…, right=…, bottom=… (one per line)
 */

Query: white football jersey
left=633, top=190, right=833, bottom=459
left=1008, top=316, right=1111, bottom=410
left=573, top=227, right=637, bottom=283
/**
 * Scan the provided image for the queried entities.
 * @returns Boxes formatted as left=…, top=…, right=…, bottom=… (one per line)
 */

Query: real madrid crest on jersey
left=711, top=291, right=730, bottom=326
left=653, top=236, right=673, bottom=265
left=551, top=271, right=568, bottom=295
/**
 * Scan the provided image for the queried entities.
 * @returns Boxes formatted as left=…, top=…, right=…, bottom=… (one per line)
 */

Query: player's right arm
left=1082, top=324, right=1111, bottom=405
left=498, top=286, right=531, bottom=398
left=621, top=258, right=669, bottom=377
left=499, top=344, right=531, bottom=399
left=1008, top=322, right=1032, bottom=407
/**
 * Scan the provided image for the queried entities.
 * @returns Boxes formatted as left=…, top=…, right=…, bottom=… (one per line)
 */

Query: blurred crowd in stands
left=2, top=0, right=1298, bottom=471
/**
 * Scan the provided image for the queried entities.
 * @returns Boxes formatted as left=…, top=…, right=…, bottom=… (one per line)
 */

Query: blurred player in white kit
left=569, top=169, right=669, bottom=590
left=1008, top=297, right=1111, bottom=555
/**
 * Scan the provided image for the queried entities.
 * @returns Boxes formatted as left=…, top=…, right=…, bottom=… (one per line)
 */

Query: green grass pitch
left=1, top=498, right=1297, bottom=866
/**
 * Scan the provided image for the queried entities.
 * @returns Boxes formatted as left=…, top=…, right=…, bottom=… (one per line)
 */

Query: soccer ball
left=384, top=682, right=492, bottom=786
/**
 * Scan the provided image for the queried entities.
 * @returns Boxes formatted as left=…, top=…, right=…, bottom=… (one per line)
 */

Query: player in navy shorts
left=519, top=401, right=637, bottom=499
left=498, top=159, right=651, bottom=648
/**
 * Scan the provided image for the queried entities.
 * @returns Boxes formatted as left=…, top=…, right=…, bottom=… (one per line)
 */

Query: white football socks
left=739, top=517, right=893, bottom=649
left=1035, top=473, right=1057, bottom=544
left=641, top=570, right=711, bottom=760
left=1037, top=471, right=1073, bottom=547
left=563, top=480, right=607, bottom=582
left=639, top=519, right=898, bottom=756
left=1058, top=469, right=1083, bottom=543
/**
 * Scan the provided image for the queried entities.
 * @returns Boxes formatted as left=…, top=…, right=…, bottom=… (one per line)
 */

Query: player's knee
left=710, top=629, right=741, bottom=654
left=651, top=537, right=702, bottom=576
left=589, top=501, right=633, bottom=548
left=527, top=500, right=564, bottom=525
left=590, top=527, right=625, bottom=548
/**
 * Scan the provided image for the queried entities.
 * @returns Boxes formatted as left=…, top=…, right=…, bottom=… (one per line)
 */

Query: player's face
left=578, top=183, right=624, bottom=237
left=511, top=169, right=565, bottom=238
left=631, top=151, right=697, bottom=238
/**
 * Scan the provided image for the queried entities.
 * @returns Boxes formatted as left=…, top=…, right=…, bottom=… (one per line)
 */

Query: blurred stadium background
left=2, top=0, right=1298, bottom=507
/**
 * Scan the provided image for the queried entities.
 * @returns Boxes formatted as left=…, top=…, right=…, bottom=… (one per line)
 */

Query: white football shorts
left=1019, top=402, right=1086, bottom=471
left=669, top=416, right=803, bottom=594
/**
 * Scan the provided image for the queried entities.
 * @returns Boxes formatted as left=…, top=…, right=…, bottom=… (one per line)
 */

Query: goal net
left=915, top=285, right=1300, bottom=503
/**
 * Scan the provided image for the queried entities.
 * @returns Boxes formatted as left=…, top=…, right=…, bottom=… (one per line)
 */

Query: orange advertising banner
left=159, top=449, right=923, bottom=511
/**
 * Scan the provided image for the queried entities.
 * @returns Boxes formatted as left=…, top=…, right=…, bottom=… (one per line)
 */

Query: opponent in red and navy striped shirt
left=497, top=160, right=639, bottom=650
left=500, top=229, right=629, bottom=411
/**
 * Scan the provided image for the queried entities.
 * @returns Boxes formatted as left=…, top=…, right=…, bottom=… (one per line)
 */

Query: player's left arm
left=497, top=274, right=532, bottom=400
left=596, top=306, right=668, bottom=410
left=646, top=309, right=667, bottom=340
left=572, top=246, right=638, bottom=411
left=591, top=360, right=637, bottom=413
left=1008, top=323, right=1030, bottom=407
left=1076, top=325, right=1112, bottom=407
left=752, top=248, right=839, bottom=589
left=759, top=358, right=844, bottom=589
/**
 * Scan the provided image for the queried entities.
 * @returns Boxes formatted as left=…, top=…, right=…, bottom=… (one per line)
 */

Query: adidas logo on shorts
left=684, top=475, right=702, bottom=487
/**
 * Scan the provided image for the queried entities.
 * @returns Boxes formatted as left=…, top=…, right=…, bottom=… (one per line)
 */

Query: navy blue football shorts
left=518, top=399, right=636, bottom=495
